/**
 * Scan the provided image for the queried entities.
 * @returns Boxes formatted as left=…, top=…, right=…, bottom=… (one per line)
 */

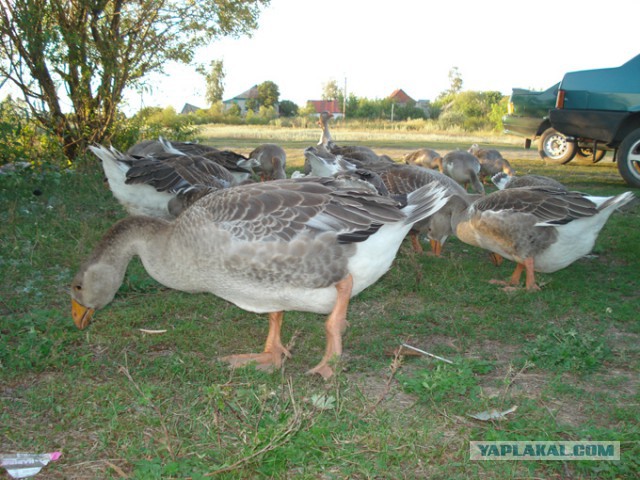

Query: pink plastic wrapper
left=0, top=452, right=61, bottom=478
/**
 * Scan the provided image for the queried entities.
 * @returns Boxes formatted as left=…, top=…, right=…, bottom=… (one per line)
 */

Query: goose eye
left=73, top=285, right=82, bottom=292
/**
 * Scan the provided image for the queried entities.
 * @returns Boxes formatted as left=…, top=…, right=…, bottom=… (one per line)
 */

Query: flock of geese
left=70, top=112, right=635, bottom=379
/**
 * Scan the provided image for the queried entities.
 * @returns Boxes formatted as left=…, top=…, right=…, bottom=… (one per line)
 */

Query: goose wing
left=192, top=177, right=406, bottom=243
left=472, top=187, right=598, bottom=225
left=376, top=164, right=467, bottom=195
left=125, top=154, right=233, bottom=193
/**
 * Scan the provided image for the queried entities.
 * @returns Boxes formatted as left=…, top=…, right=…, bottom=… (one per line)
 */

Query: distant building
left=180, top=103, right=202, bottom=114
left=388, top=89, right=415, bottom=106
left=415, top=99, right=432, bottom=117
left=223, top=85, right=259, bottom=114
left=306, top=99, right=343, bottom=118
left=388, top=89, right=430, bottom=117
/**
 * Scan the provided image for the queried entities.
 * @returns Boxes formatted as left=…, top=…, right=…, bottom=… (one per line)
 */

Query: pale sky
left=123, top=0, right=636, bottom=114
left=5, top=0, right=639, bottom=115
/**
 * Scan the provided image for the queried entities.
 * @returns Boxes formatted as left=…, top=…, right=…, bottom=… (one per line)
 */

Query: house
left=223, top=85, right=259, bottom=114
left=388, top=89, right=431, bottom=116
left=180, top=103, right=202, bottom=114
left=388, top=89, right=415, bottom=106
left=306, top=99, right=344, bottom=118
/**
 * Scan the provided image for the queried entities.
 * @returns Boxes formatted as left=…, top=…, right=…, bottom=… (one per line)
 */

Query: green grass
left=1, top=129, right=638, bottom=479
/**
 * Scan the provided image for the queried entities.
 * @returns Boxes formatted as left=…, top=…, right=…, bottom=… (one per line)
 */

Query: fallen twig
left=400, top=343, right=454, bottom=364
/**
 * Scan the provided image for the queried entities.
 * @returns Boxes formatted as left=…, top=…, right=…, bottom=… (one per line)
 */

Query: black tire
left=538, top=128, right=577, bottom=165
left=617, top=127, right=640, bottom=188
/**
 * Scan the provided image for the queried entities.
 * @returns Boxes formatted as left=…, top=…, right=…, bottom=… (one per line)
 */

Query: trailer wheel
left=538, top=128, right=576, bottom=165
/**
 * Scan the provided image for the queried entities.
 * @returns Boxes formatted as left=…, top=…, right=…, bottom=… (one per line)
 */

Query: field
left=1, top=126, right=638, bottom=479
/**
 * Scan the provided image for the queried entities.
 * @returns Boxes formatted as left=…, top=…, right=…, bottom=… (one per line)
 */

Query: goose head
left=71, top=262, right=124, bottom=329
left=318, top=111, right=334, bottom=146
left=70, top=216, right=164, bottom=329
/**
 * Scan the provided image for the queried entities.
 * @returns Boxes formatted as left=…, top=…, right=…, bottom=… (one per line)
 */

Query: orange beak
left=72, top=299, right=94, bottom=329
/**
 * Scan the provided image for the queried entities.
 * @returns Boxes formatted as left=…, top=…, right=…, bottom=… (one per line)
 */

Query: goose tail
left=403, top=182, right=451, bottom=226
left=89, top=144, right=131, bottom=174
left=596, top=191, right=635, bottom=212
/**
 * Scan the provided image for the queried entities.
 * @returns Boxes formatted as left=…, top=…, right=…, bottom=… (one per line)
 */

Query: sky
left=4, top=0, right=639, bottom=115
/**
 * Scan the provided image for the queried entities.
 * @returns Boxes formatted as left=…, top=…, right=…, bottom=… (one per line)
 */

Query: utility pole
left=343, top=76, right=347, bottom=121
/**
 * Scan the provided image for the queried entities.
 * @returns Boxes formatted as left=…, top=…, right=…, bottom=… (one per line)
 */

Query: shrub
left=0, top=96, right=68, bottom=169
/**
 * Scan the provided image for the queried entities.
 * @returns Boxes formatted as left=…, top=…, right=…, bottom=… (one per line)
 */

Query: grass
left=1, top=127, right=639, bottom=479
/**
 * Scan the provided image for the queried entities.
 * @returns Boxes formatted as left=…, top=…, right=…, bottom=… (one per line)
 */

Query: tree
left=257, top=80, right=279, bottom=108
left=0, top=0, right=269, bottom=160
left=278, top=100, right=298, bottom=117
left=448, top=66, right=463, bottom=95
left=198, top=60, right=226, bottom=106
left=246, top=80, right=279, bottom=112
left=322, top=79, right=341, bottom=101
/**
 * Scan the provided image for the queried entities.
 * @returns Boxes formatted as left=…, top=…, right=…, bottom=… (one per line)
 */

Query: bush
left=0, top=96, right=68, bottom=169
left=111, top=106, right=200, bottom=151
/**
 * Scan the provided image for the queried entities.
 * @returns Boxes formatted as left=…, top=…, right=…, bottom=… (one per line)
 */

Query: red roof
left=307, top=99, right=342, bottom=114
left=388, top=89, right=414, bottom=104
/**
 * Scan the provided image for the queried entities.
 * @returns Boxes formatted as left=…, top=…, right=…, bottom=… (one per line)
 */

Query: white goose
left=70, top=177, right=451, bottom=379
left=439, top=187, right=635, bottom=290
left=91, top=145, right=251, bottom=219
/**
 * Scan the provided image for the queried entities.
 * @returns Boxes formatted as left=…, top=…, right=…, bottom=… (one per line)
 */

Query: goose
left=436, top=187, right=635, bottom=290
left=303, top=146, right=359, bottom=177
left=127, top=137, right=257, bottom=184
left=248, top=143, right=287, bottom=181
left=373, top=163, right=479, bottom=255
left=468, top=144, right=514, bottom=182
left=302, top=146, right=389, bottom=196
left=435, top=151, right=485, bottom=195
left=127, top=137, right=219, bottom=157
left=303, top=147, right=473, bottom=255
left=90, top=145, right=239, bottom=219
left=492, top=172, right=568, bottom=191
left=70, top=177, right=451, bottom=379
left=403, top=148, right=442, bottom=169
left=317, top=111, right=392, bottom=165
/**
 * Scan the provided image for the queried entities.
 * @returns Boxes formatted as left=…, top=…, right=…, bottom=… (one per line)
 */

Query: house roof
left=181, top=103, right=202, bottom=114
left=307, top=99, right=342, bottom=114
left=224, top=85, right=259, bottom=103
left=388, top=89, right=414, bottom=104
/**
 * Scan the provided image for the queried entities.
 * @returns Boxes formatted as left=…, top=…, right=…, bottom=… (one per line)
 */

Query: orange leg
left=307, top=274, right=353, bottom=379
left=489, top=258, right=540, bottom=292
left=508, top=263, right=525, bottom=286
left=410, top=231, right=424, bottom=253
left=221, top=311, right=292, bottom=371
left=429, top=239, right=443, bottom=256
left=488, top=252, right=503, bottom=266
left=523, top=257, right=540, bottom=291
